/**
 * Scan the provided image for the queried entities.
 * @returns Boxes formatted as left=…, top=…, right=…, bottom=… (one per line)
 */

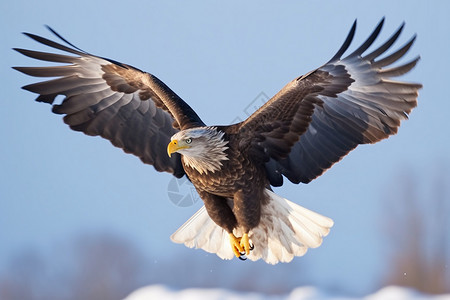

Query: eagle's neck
left=182, top=127, right=229, bottom=175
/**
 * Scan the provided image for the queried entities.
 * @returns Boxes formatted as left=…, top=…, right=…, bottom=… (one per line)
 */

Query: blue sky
left=1, top=0, right=449, bottom=296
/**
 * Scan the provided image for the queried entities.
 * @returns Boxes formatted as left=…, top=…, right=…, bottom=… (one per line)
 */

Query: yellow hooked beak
left=167, top=139, right=189, bottom=157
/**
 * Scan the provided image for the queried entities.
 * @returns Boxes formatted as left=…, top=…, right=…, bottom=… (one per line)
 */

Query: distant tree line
left=382, top=166, right=449, bottom=294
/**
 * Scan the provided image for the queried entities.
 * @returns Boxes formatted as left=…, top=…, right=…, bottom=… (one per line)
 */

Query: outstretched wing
left=236, top=18, right=422, bottom=186
left=14, top=27, right=205, bottom=177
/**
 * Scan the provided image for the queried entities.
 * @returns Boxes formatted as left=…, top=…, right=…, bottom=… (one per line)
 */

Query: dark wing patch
left=237, top=19, right=421, bottom=186
left=13, top=28, right=207, bottom=177
left=235, top=61, right=353, bottom=165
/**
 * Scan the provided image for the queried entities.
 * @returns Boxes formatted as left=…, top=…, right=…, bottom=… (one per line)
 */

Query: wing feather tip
left=327, top=19, right=357, bottom=63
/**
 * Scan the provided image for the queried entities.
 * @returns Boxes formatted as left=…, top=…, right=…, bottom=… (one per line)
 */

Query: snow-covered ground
left=124, top=285, right=450, bottom=300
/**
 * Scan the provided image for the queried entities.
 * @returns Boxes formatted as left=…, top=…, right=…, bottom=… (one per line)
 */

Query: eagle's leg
left=198, top=190, right=244, bottom=257
left=232, top=190, right=261, bottom=255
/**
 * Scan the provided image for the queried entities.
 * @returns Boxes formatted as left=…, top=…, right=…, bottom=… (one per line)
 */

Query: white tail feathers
left=170, top=189, right=334, bottom=264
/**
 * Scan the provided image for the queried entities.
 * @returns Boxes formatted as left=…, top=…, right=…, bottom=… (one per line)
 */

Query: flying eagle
left=14, top=18, right=421, bottom=264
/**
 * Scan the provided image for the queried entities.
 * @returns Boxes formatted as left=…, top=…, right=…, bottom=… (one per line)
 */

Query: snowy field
left=124, top=285, right=450, bottom=300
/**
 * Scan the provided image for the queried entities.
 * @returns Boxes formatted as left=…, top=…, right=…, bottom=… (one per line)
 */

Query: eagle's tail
left=170, top=189, right=334, bottom=264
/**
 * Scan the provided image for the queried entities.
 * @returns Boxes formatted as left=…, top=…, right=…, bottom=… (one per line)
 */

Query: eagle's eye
left=185, top=138, right=192, bottom=144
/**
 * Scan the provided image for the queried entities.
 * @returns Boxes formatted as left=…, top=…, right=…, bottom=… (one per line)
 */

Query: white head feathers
left=170, top=127, right=229, bottom=174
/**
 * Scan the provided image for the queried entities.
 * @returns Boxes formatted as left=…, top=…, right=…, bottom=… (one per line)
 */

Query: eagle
left=14, top=18, right=421, bottom=264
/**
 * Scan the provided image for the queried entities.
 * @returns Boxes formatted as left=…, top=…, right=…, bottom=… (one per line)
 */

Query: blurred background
left=1, top=1, right=449, bottom=299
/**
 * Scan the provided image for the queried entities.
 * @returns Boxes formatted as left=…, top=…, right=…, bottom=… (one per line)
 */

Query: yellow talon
left=229, top=233, right=252, bottom=258
left=229, top=233, right=244, bottom=258
left=240, top=233, right=251, bottom=255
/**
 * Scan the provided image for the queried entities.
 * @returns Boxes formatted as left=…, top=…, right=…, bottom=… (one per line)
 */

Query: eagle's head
left=167, top=127, right=229, bottom=174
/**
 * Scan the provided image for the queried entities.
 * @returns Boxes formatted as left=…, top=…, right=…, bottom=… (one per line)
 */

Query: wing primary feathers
left=13, top=66, right=78, bottom=78
left=327, top=19, right=357, bottom=63
left=46, top=27, right=138, bottom=70
left=12, top=48, right=76, bottom=63
left=363, top=22, right=405, bottom=62
left=378, top=56, right=420, bottom=77
left=22, top=32, right=84, bottom=56
left=45, top=25, right=87, bottom=54
left=372, top=35, right=417, bottom=68
left=346, top=17, right=384, bottom=58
